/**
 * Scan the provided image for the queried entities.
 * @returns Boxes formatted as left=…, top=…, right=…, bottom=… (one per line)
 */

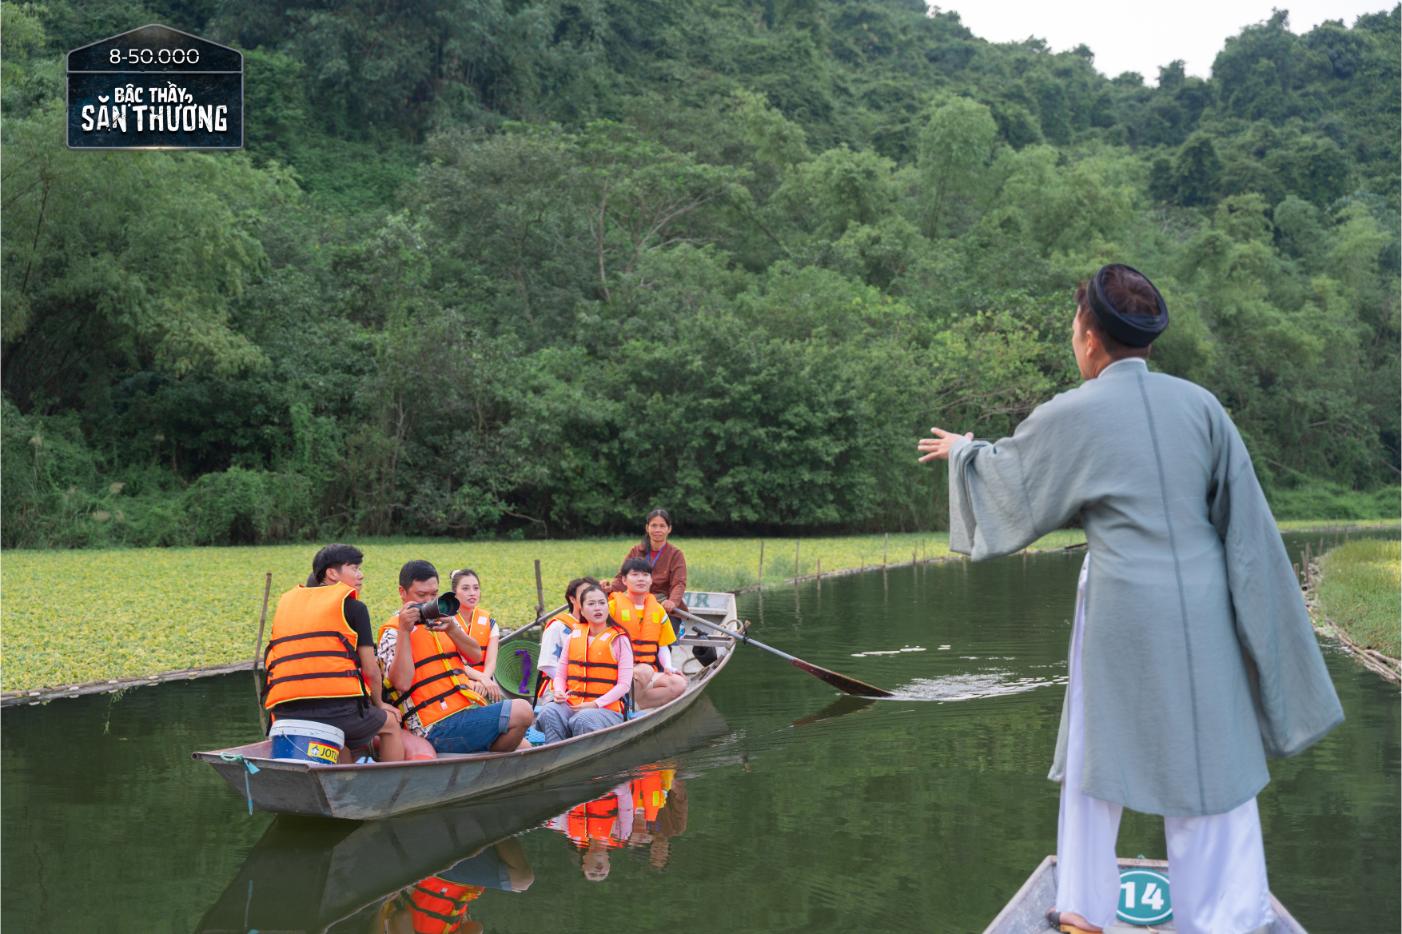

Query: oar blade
left=790, top=658, right=894, bottom=698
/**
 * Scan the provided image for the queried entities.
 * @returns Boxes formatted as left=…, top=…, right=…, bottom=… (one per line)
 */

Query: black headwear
left=1086, top=264, right=1169, bottom=347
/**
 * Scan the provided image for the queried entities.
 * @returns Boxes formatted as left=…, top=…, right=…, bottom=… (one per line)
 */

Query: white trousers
left=1055, top=559, right=1275, bottom=934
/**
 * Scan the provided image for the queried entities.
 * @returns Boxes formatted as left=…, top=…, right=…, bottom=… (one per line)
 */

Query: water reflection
left=547, top=782, right=633, bottom=880
left=370, top=838, right=531, bottom=934
left=542, top=764, right=689, bottom=879
left=198, top=699, right=731, bottom=933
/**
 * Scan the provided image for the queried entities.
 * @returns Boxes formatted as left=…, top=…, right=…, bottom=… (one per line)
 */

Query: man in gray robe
left=917, top=264, right=1343, bottom=934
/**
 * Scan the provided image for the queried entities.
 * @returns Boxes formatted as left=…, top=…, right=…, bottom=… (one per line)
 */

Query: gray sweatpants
left=535, top=703, right=624, bottom=743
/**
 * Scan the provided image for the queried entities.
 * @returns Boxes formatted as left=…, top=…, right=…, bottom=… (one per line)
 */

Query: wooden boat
left=197, top=696, right=731, bottom=933
left=983, top=856, right=1307, bottom=933
left=193, top=590, right=743, bottom=820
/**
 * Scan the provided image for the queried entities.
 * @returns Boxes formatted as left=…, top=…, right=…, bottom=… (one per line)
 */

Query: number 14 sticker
left=1118, top=868, right=1173, bottom=925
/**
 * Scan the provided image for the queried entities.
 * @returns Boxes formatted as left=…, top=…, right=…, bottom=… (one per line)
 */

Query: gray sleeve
left=948, top=394, right=1087, bottom=560
left=1209, top=405, right=1344, bottom=757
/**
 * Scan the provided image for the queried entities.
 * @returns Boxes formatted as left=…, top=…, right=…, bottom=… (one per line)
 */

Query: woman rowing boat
left=605, top=508, right=687, bottom=614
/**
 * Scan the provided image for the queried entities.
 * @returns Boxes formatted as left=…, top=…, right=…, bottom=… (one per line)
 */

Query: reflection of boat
left=198, top=697, right=731, bottom=934
left=193, top=591, right=742, bottom=819
left=983, top=856, right=1306, bottom=933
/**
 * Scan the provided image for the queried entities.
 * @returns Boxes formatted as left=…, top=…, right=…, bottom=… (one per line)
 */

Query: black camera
left=411, top=593, right=460, bottom=624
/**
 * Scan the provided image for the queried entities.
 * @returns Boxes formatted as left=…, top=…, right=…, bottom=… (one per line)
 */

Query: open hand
left=917, top=427, right=973, bottom=463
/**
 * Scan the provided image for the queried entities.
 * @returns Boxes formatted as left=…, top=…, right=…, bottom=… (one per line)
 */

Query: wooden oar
left=500, top=603, right=569, bottom=646
left=674, top=608, right=894, bottom=698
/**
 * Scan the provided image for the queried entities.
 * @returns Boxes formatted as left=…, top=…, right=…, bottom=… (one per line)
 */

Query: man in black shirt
left=265, top=544, right=406, bottom=761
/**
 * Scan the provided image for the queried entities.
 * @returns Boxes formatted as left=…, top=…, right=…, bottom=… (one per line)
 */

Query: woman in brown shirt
left=606, top=508, right=687, bottom=612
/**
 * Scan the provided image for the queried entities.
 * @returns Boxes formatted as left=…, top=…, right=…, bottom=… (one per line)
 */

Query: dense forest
left=2, top=0, right=1398, bottom=547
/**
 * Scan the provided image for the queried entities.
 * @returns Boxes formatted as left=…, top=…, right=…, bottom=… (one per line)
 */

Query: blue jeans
left=426, top=701, right=511, bottom=753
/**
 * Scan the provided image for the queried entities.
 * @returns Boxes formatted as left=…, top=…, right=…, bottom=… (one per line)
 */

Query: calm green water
left=3, top=532, right=1397, bottom=933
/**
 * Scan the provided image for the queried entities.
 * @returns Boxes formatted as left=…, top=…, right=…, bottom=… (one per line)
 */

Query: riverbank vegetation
left=1313, top=538, right=1401, bottom=676
left=3, top=3, right=1399, bottom=548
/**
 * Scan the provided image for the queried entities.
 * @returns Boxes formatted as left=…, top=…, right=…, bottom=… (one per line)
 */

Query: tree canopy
left=3, top=0, right=1398, bottom=546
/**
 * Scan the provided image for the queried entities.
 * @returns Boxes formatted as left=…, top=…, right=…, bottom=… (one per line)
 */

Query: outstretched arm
left=916, top=426, right=972, bottom=462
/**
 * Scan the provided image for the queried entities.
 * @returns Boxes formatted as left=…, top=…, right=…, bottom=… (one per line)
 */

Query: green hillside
left=3, top=1, right=1398, bottom=546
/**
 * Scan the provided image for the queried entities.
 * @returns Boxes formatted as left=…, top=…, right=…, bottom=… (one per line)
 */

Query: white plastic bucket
left=269, top=719, right=344, bottom=765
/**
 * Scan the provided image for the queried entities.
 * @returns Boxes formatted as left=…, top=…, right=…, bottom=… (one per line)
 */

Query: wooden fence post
left=252, top=572, right=272, bottom=734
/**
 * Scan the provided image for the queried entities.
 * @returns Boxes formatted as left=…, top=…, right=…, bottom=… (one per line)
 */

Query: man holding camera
left=378, top=560, right=534, bottom=753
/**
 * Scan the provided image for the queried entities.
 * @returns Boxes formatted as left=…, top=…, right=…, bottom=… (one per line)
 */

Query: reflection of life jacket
left=536, top=613, right=583, bottom=701
left=564, top=626, right=627, bottom=715
left=566, top=795, right=625, bottom=849
left=263, top=583, right=366, bottom=709
left=380, top=618, right=486, bottom=729
left=632, top=768, right=675, bottom=823
left=407, top=875, right=484, bottom=934
left=608, top=592, right=668, bottom=667
left=453, top=607, right=494, bottom=673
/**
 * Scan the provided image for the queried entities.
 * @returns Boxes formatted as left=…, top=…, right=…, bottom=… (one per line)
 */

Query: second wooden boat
left=983, top=856, right=1307, bottom=933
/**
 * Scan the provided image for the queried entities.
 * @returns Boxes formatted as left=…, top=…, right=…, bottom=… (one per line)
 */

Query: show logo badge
left=67, top=24, right=243, bottom=150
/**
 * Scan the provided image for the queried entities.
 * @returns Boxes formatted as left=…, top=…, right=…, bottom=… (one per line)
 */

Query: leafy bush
left=1269, top=481, right=1401, bottom=521
left=183, top=468, right=316, bottom=545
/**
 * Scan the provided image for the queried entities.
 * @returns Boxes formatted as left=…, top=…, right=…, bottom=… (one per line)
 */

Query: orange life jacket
left=380, top=617, right=487, bottom=730
left=453, top=606, right=494, bottom=673
left=566, top=795, right=625, bottom=849
left=406, top=876, right=484, bottom=934
left=536, top=612, right=584, bottom=702
left=632, top=768, right=675, bottom=823
left=564, top=625, right=627, bottom=715
left=263, top=583, right=366, bottom=709
left=608, top=592, right=668, bottom=667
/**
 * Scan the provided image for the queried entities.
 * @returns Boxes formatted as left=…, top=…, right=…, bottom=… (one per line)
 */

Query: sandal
left=1045, top=909, right=1101, bottom=933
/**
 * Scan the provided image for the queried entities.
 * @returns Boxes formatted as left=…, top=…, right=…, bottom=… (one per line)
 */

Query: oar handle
left=500, top=603, right=569, bottom=647
left=675, top=609, right=797, bottom=663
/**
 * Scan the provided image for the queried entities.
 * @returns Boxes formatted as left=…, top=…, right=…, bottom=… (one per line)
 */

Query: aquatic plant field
left=5, top=523, right=1394, bottom=694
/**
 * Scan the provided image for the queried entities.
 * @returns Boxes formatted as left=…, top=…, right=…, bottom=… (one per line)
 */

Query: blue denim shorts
left=426, top=701, right=511, bottom=754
